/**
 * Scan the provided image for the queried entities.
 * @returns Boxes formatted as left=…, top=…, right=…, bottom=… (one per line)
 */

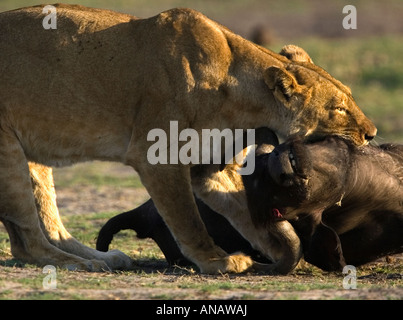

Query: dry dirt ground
left=0, top=260, right=402, bottom=300
left=0, top=181, right=402, bottom=300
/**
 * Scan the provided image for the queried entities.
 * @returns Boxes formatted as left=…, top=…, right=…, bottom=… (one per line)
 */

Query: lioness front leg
left=191, top=159, right=302, bottom=274
left=136, top=163, right=253, bottom=274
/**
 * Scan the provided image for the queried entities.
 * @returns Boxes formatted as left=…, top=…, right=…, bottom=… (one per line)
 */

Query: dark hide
left=96, top=197, right=270, bottom=266
left=243, top=136, right=403, bottom=271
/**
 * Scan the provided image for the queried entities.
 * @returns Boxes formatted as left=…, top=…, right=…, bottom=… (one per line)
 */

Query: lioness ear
left=264, top=66, right=299, bottom=100
left=280, top=45, right=313, bottom=64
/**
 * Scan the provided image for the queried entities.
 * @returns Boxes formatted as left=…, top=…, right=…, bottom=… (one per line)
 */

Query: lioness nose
left=365, top=134, right=375, bottom=141
left=364, top=126, right=377, bottom=142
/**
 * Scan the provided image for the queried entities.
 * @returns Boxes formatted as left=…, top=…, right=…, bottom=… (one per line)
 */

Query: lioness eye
left=334, top=107, right=347, bottom=114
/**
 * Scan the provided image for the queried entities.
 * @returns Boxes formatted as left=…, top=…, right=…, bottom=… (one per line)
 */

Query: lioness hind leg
left=0, top=132, right=107, bottom=271
left=1, top=219, right=110, bottom=271
left=134, top=163, right=253, bottom=274
left=29, top=162, right=133, bottom=270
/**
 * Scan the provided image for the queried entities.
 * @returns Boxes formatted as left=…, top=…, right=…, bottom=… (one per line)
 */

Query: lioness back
left=0, top=5, right=252, bottom=167
left=0, top=5, right=140, bottom=165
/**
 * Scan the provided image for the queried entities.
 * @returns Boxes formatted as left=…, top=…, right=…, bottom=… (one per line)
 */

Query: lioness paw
left=199, top=253, right=253, bottom=274
left=64, top=259, right=111, bottom=272
left=226, top=253, right=254, bottom=273
left=103, top=249, right=134, bottom=270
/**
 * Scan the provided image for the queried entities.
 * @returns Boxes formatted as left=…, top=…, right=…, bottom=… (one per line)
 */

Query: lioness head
left=265, top=45, right=377, bottom=146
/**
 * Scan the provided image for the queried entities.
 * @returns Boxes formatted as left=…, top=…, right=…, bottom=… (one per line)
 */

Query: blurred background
left=2, top=0, right=402, bottom=143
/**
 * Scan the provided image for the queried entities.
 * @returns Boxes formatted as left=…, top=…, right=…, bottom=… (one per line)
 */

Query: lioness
left=0, top=5, right=376, bottom=273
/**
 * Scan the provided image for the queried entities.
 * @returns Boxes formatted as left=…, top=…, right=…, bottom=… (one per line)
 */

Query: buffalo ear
left=304, top=221, right=346, bottom=271
left=279, top=45, right=313, bottom=64
left=264, top=67, right=299, bottom=101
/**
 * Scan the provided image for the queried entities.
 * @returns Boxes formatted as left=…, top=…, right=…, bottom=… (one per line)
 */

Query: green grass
left=53, top=161, right=143, bottom=189
left=0, top=0, right=310, bottom=15
left=59, top=211, right=164, bottom=260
